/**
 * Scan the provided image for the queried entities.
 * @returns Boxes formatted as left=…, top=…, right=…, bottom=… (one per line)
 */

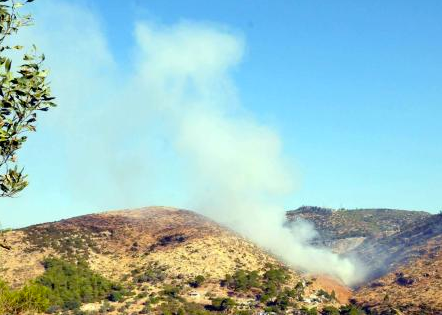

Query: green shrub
left=211, top=297, right=235, bottom=311
left=183, top=302, right=211, bottom=315
left=339, top=305, right=363, bottom=315
left=132, top=265, right=167, bottom=284
left=0, top=279, right=50, bottom=315
left=321, top=306, right=340, bottom=315
left=317, top=289, right=335, bottom=301
left=263, top=266, right=290, bottom=284
left=161, top=285, right=181, bottom=299
left=300, top=306, right=318, bottom=315
left=99, top=300, right=113, bottom=313
left=136, top=291, right=148, bottom=299
left=108, top=290, right=124, bottom=302
left=36, top=257, right=124, bottom=310
left=224, top=270, right=260, bottom=291
left=189, top=275, right=205, bottom=288
left=158, top=300, right=181, bottom=315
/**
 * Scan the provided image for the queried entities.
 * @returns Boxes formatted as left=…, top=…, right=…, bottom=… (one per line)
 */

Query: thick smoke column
left=7, top=0, right=365, bottom=284
left=134, top=22, right=365, bottom=285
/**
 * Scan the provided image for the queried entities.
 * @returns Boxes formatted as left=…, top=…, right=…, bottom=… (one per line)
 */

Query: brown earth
left=353, top=237, right=442, bottom=315
left=287, top=206, right=442, bottom=314
left=0, top=206, right=351, bottom=314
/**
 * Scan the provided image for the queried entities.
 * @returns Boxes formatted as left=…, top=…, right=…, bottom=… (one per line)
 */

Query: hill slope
left=353, top=236, right=442, bottom=315
left=287, top=206, right=442, bottom=314
left=286, top=206, right=431, bottom=253
left=0, top=206, right=351, bottom=314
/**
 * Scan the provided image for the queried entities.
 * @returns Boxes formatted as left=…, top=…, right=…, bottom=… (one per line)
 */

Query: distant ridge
left=286, top=206, right=442, bottom=314
left=287, top=206, right=431, bottom=240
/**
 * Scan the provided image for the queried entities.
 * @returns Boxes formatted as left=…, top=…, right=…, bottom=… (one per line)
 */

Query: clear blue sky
left=1, top=0, right=441, bottom=228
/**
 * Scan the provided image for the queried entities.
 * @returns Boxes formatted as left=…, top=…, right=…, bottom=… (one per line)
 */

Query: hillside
left=0, top=206, right=353, bottom=315
left=286, top=207, right=430, bottom=248
left=353, top=235, right=442, bottom=315
left=287, top=206, right=442, bottom=314
left=355, top=212, right=442, bottom=278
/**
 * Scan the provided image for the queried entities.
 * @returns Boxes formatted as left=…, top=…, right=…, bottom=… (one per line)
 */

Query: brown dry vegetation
left=287, top=207, right=442, bottom=314
left=0, top=206, right=351, bottom=314
left=353, top=236, right=442, bottom=315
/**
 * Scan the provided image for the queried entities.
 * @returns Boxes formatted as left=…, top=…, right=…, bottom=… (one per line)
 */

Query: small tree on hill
left=189, top=275, right=205, bottom=288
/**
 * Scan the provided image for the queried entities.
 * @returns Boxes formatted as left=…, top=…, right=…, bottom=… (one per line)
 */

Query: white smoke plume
left=2, top=1, right=366, bottom=285
left=132, top=22, right=365, bottom=285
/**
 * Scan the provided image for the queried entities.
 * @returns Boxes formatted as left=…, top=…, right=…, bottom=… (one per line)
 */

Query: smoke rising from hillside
left=5, top=1, right=366, bottom=284
left=132, top=22, right=365, bottom=285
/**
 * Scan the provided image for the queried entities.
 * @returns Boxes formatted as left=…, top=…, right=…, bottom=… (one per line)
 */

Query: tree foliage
left=210, top=297, right=235, bottom=311
left=189, top=274, right=205, bottom=288
left=223, top=270, right=260, bottom=291
left=0, top=0, right=55, bottom=198
left=0, top=278, right=50, bottom=315
left=35, top=258, right=125, bottom=310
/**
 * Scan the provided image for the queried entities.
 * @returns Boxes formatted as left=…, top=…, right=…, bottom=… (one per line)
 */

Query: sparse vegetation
left=189, top=274, right=205, bottom=288
left=161, top=285, right=182, bottom=299
left=300, top=306, right=318, bottom=315
left=322, top=305, right=340, bottom=315
left=221, top=265, right=310, bottom=313
left=132, top=264, right=167, bottom=284
left=339, top=305, right=363, bottom=315
left=223, top=269, right=260, bottom=291
left=2, top=208, right=407, bottom=314
left=210, top=297, right=235, bottom=311
left=23, top=226, right=99, bottom=259
left=317, top=289, right=336, bottom=302
left=287, top=206, right=431, bottom=240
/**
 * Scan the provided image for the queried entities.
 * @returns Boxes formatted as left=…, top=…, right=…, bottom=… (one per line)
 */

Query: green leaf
left=4, top=58, right=11, bottom=72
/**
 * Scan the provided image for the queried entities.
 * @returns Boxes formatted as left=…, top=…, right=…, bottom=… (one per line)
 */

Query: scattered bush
left=161, top=285, right=181, bottom=299
left=132, top=264, right=167, bottom=284
left=322, top=305, right=340, bottom=315
left=189, top=275, right=205, bottom=288
left=210, top=297, right=235, bottom=311
left=317, top=289, right=336, bottom=302
left=223, top=270, right=260, bottom=291
left=300, top=306, right=318, bottom=315
left=108, top=290, right=124, bottom=302
left=339, top=305, right=363, bottom=315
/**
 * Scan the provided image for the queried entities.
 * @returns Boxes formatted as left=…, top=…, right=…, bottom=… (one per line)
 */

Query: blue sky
left=1, top=0, right=441, bottom=228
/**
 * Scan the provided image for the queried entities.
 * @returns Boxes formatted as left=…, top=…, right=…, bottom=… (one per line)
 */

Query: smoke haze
left=2, top=0, right=366, bottom=285
left=133, top=22, right=366, bottom=285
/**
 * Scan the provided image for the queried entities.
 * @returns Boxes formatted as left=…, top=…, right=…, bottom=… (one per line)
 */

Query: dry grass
left=353, top=237, right=442, bottom=314
left=0, top=206, right=351, bottom=315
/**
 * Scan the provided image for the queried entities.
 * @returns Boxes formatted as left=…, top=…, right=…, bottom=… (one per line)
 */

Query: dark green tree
left=210, top=297, right=235, bottom=311
left=36, top=258, right=123, bottom=310
left=189, top=275, right=205, bottom=288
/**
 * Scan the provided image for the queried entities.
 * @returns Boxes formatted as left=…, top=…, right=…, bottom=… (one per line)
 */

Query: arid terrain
left=1, top=206, right=441, bottom=314
left=288, top=206, right=442, bottom=314
left=0, top=207, right=350, bottom=314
